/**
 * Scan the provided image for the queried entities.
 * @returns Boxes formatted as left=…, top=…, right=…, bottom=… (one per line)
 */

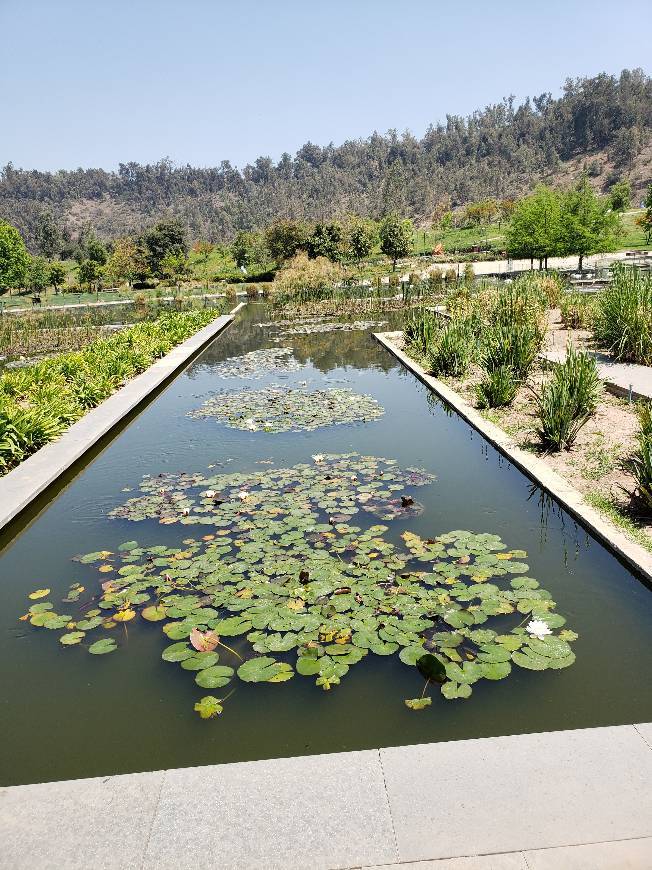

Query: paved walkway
left=388, top=251, right=632, bottom=283
left=1, top=723, right=650, bottom=869
left=542, top=348, right=652, bottom=401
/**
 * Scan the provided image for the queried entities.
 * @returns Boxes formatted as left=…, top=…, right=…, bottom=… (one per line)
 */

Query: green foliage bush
left=481, top=322, right=543, bottom=380
left=476, top=365, right=519, bottom=408
left=535, top=345, right=602, bottom=450
left=628, top=402, right=652, bottom=508
left=0, top=309, right=219, bottom=472
left=425, top=319, right=475, bottom=378
left=404, top=308, right=440, bottom=357
left=593, top=266, right=652, bottom=364
left=560, top=291, right=597, bottom=329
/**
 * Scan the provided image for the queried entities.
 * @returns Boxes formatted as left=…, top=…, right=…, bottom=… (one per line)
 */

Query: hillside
left=1, top=68, right=651, bottom=248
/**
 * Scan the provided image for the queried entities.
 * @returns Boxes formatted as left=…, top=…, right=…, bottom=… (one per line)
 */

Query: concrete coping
left=0, top=303, right=245, bottom=534
left=1, top=723, right=650, bottom=868
left=374, top=331, right=652, bottom=584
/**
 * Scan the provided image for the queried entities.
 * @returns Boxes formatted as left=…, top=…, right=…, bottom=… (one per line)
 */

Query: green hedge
left=0, top=309, right=220, bottom=473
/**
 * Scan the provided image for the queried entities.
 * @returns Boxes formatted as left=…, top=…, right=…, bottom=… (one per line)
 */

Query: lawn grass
left=413, top=222, right=506, bottom=256
left=619, top=209, right=649, bottom=250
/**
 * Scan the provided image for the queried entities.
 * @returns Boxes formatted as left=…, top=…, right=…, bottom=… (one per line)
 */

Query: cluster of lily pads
left=210, top=348, right=306, bottom=380
left=187, top=386, right=385, bottom=433
left=276, top=320, right=387, bottom=337
left=23, top=454, right=577, bottom=718
left=258, top=317, right=387, bottom=336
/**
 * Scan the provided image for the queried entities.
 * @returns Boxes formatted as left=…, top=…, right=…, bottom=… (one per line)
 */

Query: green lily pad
left=195, top=665, right=234, bottom=689
left=441, top=681, right=472, bottom=699
left=180, top=652, right=220, bottom=671
left=194, top=695, right=223, bottom=719
left=405, top=697, right=432, bottom=710
left=237, top=656, right=294, bottom=683
left=88, top=638, right=117, bottom=655
left=162, top=642, right=194, bottom=662
left=59, top=631, right=85, bottom=646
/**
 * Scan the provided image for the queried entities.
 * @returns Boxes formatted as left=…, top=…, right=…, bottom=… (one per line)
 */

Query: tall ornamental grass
left=0, top=309, right=219, bottom=472
left=593, top=266, right=652, bottom=365
left=535, top=345, right=602, bottom=451
left=628, top=403, right=652, bottom=509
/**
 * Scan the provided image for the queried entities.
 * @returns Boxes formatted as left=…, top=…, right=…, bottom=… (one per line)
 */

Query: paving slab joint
left=377, top=749, right=400, bottom=865
left=633, top=723, right=652, bottom=751
left=139, top=771, right=167, bottom=869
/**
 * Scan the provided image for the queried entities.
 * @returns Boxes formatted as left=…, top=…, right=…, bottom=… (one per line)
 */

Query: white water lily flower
left=312, top=454, right=324, bottom=463
left=238, top=490, right=249, bottom=501
left=526, top=619, right=552, bottom=640
left=245, top=418, right=257, bottom=431
left=203, top=490, right=216, bottom=499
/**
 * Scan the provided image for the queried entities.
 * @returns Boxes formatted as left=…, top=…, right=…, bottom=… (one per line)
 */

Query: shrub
left=492, top=280, right=547, bottom=330
left=271, top=252, right=344, bottom=304
left=427, top=269, right=443, bottom=292
left=476, top=365, right=519, bottom=408
left=535, top=345, right=602, bottom=451
left=560, top=291, right=597, bottom=329
left=404, top=308, right=440, bottom=357
left=627, top=403, right=652, bottom=509
left=594, top=266, right=652, bottom=365
left=481, top=321, right=543, bottom=379
left=425, top=319, right=475, bottom=378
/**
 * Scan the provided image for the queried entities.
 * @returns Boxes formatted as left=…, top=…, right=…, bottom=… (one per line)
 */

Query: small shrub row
left=535, top=345, right=602, bottom=451
left=628, top=403, right=652, bottom=509
left=594, top=265, right=652, bottom=365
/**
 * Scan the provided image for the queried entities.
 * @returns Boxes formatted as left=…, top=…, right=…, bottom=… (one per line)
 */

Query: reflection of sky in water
left=0, top=303, right=650, bottom=786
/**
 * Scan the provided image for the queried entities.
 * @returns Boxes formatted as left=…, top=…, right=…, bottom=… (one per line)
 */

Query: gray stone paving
left=1, top=724, right=650, bottom=869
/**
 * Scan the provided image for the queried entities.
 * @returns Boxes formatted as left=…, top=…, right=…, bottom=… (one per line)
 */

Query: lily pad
left=88, top=637, right=117, bottom=655
left=195, top=665, right=234, bottom=689
left=405, top=697, right=432, bottom=710
left=237, top=657, right=294, bottom=683
left=194, top=695, right=223, bottom=719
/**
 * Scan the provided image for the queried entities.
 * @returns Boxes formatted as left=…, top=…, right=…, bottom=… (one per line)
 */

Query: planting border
left=374, top=331, right=652, bottom=583
left=0, top=303, right=244, bottom=533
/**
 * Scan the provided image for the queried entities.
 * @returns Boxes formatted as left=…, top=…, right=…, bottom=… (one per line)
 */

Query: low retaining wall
left=0, top=304, right=244, bottom=534
left=374, top=331, right=652, bottom=583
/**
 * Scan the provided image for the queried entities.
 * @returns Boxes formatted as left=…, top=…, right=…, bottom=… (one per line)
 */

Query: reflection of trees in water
left=526, top=483, right=590, bottom=566
left=187, top=303, right=402, bottom=378
left=288, top=329, right=397, bottom=374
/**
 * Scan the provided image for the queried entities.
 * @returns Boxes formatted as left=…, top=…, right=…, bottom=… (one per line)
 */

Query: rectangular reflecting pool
left=1, top=303, right=651, bottom=786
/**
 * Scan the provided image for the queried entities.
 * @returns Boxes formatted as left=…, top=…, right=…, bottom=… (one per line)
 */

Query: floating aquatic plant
left=257, top=317, right=387, bottom=336
left=187, top=386, right=385, bottom=432
left=210, top=347, right=306, bottom=380
left=22, top=455, right=577, bottom=717
left=276, top=320, right=387, bottom=336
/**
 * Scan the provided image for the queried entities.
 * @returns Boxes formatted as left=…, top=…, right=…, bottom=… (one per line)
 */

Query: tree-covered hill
left=2, top=69, right=651, bottom=248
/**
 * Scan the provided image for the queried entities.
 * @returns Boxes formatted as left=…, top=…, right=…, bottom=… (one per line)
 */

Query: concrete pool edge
left=1, top=722, right=650, bottom=868
left=374, top=331, right=652, bottom=584
left=0, top=303, right=245, bottom=534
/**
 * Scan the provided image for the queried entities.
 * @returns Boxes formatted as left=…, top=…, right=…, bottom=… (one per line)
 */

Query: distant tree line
left=1, top=69, right=650, bottom=248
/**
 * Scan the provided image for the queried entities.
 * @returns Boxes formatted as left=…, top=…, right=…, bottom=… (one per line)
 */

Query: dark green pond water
left=1, top=303, right=651, bottom=786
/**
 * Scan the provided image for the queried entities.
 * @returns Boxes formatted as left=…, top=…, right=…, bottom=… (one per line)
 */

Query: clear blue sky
left=2, top=0, right=651, bottom=172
